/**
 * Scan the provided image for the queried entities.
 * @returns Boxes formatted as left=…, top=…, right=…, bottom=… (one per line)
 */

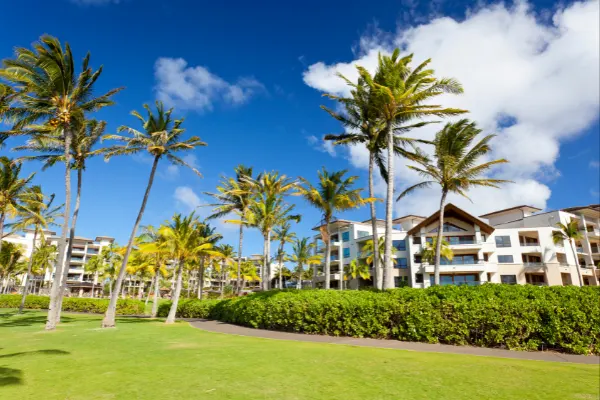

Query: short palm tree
left=272, top=264, right=291, bottom=288
left=361, top=237, right=385, bottom=268
left=84, top=253, right=105, bottom=299
left=206, top=165, right=254, bottom=294
left=358, top=48, right=466, bottom=289
left=230, top=260, right=260, bottom=291
left=137, top=225, right=170, bottom=317
left=1, top=35, right=121, bottom=330
left=99, top=102, right=207, bottom=328
left=88, top=243, right=122, bottom=299
left=398, top=119, right=509, bottom=285
left=552, top=221, right=585, bottom=286
left=420, top=238, right=454, bottom=265
left=0, top=242, right=27, bottom=294
left=215, top=244, right=236, bottom=298
left=343, top=259, right=371, bottom=289
left=296, top=168, right=373, bottom=289
left=273, top=221, right=297, bottom=289
left=286, top=237, right=322, bottom=289
left=31, top=244, right=57, bottom=292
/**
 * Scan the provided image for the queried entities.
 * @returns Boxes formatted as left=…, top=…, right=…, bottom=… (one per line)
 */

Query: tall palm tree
left=343, top=259, right=371, bottom=289
left=214, top=244, right=236, bottom=298
left=398, top=120, right=509, bottom=285
left=272, top=221, right=297, bottom=289
left=552, top=221, right=585, bottom=287
left=296, top=168, right=373, bottom=289
left=1, top=35, right=122, bottom=330
left=193, top=222, right=221, bottom=299
left=7, top=186, right=61, bottom=313
left=206, top=165, right=254, bottom=294
left=99, top=102, right=207, bottom=328
left=137, top=225, right=170, bottom=317
left=358, top=49, right=466, bottom=289
left=286, top=237, right=322, bottom=289
left=0, top=157, right=36, bottom=253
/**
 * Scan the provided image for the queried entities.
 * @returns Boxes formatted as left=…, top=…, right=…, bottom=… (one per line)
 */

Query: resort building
left=312, top=203, right=600, bottom=288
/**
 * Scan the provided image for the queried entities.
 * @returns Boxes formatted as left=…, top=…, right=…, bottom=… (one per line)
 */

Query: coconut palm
left=358, top=49, right=467, bottom=289
left=343, top=259, right=371, bottom=289
left=99, top=102, right=207, bottom=328
left=398, top=120, right=509, bottom=285
left=361, top=237, right=385, bottom=269
left=137, top=225, right=170, bottom=317
left=296, top=168, right=373, bottom=289
left=552, top=221, right=585, bottom=287
left=272, top=264, right=291, bottom=288
left=286, top=237, right=322, bottom=289
left=206, top=165, right=254, bottom=294
left=214, top=244, right=236, bottom=298
left=31, top=243, right=56, bottom=292
left=0, top=157, right=36, bottom=252
left=272, top=221, right=297, bottom=289
left=1, top=35, right=122, bottom=329
left=87, top=243, right=122, bottom=298
left=193, top=222, right=221, bottom=300
left=0, top=242, right=27, bottom=294
left=84, top=252, right=105, bottom=299
left=420, top=238, right=454, bottom=265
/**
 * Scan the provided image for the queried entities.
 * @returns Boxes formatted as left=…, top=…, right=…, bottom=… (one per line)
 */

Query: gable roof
left=479, top=205, right=541, bottom=218
left=407, top=203, right=495, bottom=235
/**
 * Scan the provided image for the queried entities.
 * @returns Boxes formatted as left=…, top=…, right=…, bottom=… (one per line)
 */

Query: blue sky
left=1, top=0, right=598, bottom=256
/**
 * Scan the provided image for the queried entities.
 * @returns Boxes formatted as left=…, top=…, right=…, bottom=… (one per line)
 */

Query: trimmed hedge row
left=157, top=298, right=220, bottom=319
left=160, top=285, right=600, bottom=355
left=0, top=295, right=145, bottom=315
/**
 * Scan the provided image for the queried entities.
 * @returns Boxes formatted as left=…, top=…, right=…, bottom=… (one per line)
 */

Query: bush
left=163, top=285, right=600, bottom=355
left=157, top=298, right=220, bottom=318
left=0, top=295, right=145, bottom=315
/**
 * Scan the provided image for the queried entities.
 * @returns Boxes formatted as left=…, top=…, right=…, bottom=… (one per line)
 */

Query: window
left=413, top=237, right=422, bottom=245
left=393, top=239, right=406, bottom=251
left=483, top=253, right=489, bottom=262
left=415, top=273, right=423, bottom=283
left=357, top=230, right=370, bottom=238
left=343, top=248, right=350, bottom=259
left=481, top=234, right=487, bottom=242
left=495, top=236, right=512, bottom=248
left=501, top=275, right=517, bottom=284
left=414, top=255, right=422, bottom=264
left=342, top=231, right=350, bottom=242
left=394, top=276, right=408, bottom=287
left=395, top=258, right=408, bottom=268
left=429, top=274, right=479, bottom=286
left=440, top=254, right=477, bottom=265
left=429, top=223, right=468, bottom=233
left=498, top=255, right=514, bottom=263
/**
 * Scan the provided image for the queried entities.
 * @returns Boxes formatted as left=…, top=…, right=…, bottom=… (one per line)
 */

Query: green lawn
left=0, top=310, right=598, bottom=400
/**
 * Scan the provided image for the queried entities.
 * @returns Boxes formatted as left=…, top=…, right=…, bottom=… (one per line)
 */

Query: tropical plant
left=1, top=35, right=122, bottom=329
left=194, top=222, right=221, bottom=300
left=398, top=120, right=509, bottom=285
left=0, top=242, right=27, bottom=294
left=343, top=259, right=371, bottom=289
left=552, top=221, right=585, bottom=287
left=286, top=237, right=322, bottom=289
left=358, top=48, right=466, bottom=289
left=137, top=225, right=170, bottom=317
left=87, top=243, right=122, bottom=299
left=272, top=264, right=291, bottom=288
left=215, top=244, right=236, bottom=298
left=420, top=238, right=454, bottom=265
left=31, top=244, right=56, bottom=291
left=206, top=164, right=254, bottom=294
left=296, top=168, right=373, bottom=289
left=361, top=237, right=385, bottom=268
left=272, top=221, right=297, bottom=290
left=99, top=102, right=206, bottom=328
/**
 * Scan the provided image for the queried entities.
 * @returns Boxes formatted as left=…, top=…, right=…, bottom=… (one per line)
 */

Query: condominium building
left=312, top=203, right=600, bottom=288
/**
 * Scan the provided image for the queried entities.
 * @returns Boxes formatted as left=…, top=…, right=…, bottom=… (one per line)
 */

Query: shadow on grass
left=0, top=349, right=70, bottom=359
left=0, top=315, right=75, bottom=328
left=0, top=367, right=22, bottom=387
left=114, top=316, right=155, bottom=324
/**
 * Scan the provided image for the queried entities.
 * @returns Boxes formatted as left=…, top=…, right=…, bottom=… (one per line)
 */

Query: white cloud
left=590, top=160, right=600, bottom=169
left=162, top=154, right=200, bottom=179
left=154, top=58, right=264, bottom=112
left=302, top=0, right=600, bottom=216
left=307, top=134, right=337, bottom=157
left=173, top=186, right=202, bottom=211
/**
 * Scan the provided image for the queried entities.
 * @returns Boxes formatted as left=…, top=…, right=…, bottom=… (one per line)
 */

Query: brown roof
left=479, top=205, right=542, bottom=218
left=393, top=215, right=426, bottom=223
left=407, top=203, right=495, bottom=235
left=562, top=204, right=600, bottom=213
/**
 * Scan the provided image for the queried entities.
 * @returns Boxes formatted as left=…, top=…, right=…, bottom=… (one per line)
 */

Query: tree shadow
left=0, top=349, right=70, bottom=359
left=0, top=315, right=75, bottom=328
left=0, top=367, right=23, bottom=387
left=114, top=316, right=155, bottom=324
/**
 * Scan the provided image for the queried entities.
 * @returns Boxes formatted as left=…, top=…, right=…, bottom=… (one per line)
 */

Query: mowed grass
left=0, top=310, right=598, bottom=400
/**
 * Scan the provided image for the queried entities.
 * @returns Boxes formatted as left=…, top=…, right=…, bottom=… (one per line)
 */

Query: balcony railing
left=423, top=260, right=484, bottom=266
left=435, top=281, right=483, bottom=287
left=523, top=262, right=545, bottom=267
left=519, top=242, right=540, bottom=247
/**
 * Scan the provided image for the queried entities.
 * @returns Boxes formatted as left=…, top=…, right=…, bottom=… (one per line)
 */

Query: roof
left=311, top=219, right=355, bottom=231
left=479, top=205, right=542, bottom=218
left=360, top=218, right=386, bottom=226
left=407, top=203, right=495, bottom=235
left=562, top=204, right=600, bottom=214
left=393, top=215, right=426, bottom=223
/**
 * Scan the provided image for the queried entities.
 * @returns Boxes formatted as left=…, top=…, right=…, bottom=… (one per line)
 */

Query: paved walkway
left=187, top=319, right=600, bottom=365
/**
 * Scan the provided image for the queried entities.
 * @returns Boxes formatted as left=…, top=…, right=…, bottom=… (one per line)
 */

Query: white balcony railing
left=523, top=262, right=545, bottom=267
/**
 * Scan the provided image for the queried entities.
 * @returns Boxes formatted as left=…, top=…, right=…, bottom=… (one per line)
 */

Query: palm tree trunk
left=18, top=229, right=38, bottom=314
left=103, top=155, right=160, bottom=328
left=145, top=284, right=151, bottom=306
left=569, top=240, right=584, bottom=287
left=56, top=167, right=83, bottom=323
left=46, top=127, right=73, bottom=331
left=0, top=212, right=6, bottom=255
left=266, top=230, right=272, bottom=290
left=109, top=279, right=112, bottom=298
left=383, top=125, right=394, bottom=290
left=324, top=221, right=331, bottom=290
left=236, top=224, right=243, bottom=295
left=151, top=272, right=160, bottom=318
left=368, top=152, right=381, bottom=290
left=198, top=257, right=205, bottom=299
left=433, top=190, right=448, bottom=286
left=278, top=242, right=284, bottom=289
left=166, top=260, right=184, bottom=324
left=297, top=263, right=302, bottom=289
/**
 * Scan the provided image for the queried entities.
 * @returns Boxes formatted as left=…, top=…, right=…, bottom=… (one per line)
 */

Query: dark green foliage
left=0, top=295, right=144, bottom=315
left=163, top=285, right=600, bottom=355
left=157, top=298, right=221, bottom=318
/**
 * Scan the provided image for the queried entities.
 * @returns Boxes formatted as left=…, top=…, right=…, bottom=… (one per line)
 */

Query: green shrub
left=157, top=298, right=220, bottom=318
left=0, top=295, right=144, bottom=315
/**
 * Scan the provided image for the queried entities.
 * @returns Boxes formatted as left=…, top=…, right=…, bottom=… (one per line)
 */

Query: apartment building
left=312, top=203, right=600, bottom=288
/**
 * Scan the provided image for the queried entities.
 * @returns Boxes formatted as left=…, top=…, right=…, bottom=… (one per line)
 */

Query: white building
left=312, top=203, right=600, bottom=288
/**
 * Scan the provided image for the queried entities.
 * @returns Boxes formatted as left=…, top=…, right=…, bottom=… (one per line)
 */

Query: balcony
left=523, top=262, right=545, bottom=267
left=576, top=247, right=585, bottom=253
left=581, top=227, right=600, bottom=238
left=422, top=260, right=488, bottom=273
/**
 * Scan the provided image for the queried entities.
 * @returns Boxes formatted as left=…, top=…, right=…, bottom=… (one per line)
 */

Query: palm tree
left=137, top=225, right=170, bottom=317
left=193, top=222, right=221, bottom=300
left=361, top=237, right=385, bottom=269
left=552, top=221, right=585, bottom=287
left=296, top=168, right=373, bottom=289
left=0, top=242, right=27, bottom=294
left=206, top=165, right=254, bottom=295
left=87, top=243, right=122, bottom=299
left=286, top=237, right=322, bottom=289
left=420, top=237, right=454, bottom=265
left=0, top=157, right=35, bottom=253
left=7, top=186, right=62, bottom=313
left=31, top=244, right=57, bottom=293
left=358, top=48, right=466, bottom=289
left=397, top=120, right=509, bottom=285
left=272, top=221, right=297, bottom=289
left=343, top=259, right=371, bottom=289
left=1, top=35, right=122, bottom=330
left=99, top=102, right=207, bottom=328
left=215, top=244, right=236, bottom=298
left=272, top=264, right=291, bottom=288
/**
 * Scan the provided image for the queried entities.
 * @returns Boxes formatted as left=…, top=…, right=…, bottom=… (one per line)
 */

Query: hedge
left=0, top=295, right=145, bottom=315
left=160, top=285, right=600, bottom=355
left=157, top=298, right=221, bottom=319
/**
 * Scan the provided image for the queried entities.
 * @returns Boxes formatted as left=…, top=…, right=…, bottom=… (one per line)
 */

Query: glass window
left=498, top=255, right=514, bottom=263
left=357, top=230, right=369, bottom=238
left=395, top=258, right=408, bottom=268
left=495, top=236, right=512, bottom=248
left=393, top=239, right=406, bottom=251
left=415, top=273, right=423, bottom=283
left=430, top=223, right=468, bottom=233
left=413, top=237, right=422, bottom=245
left=395, top=276, right=408, bottom=287
left=414, top=255, right=422, bottom=264
left=501, top=275, right=517, bottom=284
left=343, top=248, right=350, bottom=258
left=342, top=231, right=350, bottom=242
